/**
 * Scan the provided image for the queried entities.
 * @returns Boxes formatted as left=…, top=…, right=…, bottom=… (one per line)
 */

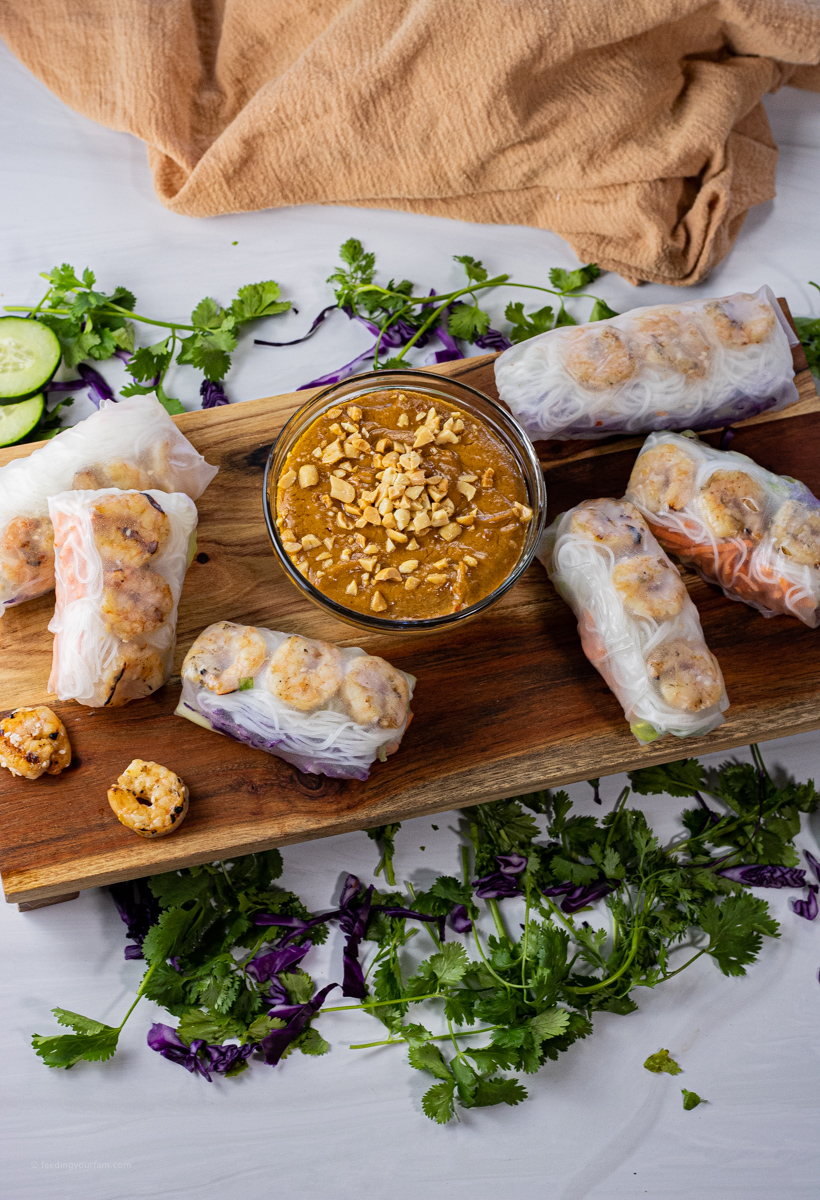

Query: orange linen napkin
left=2, top=0, right=820, bottom=285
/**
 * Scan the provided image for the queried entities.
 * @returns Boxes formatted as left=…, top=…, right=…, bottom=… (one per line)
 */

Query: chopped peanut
left=439, top=522, right=461, bottom=542
left=457, top=481, right=476, bottom=501
left=370, top=591, right=388, bottom=612
left=363, top=506, right=382, bottom=525
left=301, top=533, right=322, bottom=550
left=374, top=567, right=402, bottom=583
left=413, top=426, right=435, bottom=448
left=279, top=469, right=297, bottom=488
left=398, top=559, right=418, bottom=574
left=329, top=476, right=356, bottom=504
left=464, top=555, right=478, bottom=567
left=346, top=406, right=362, bottom=421
left=299, top=464, right=319, bottom=488
left=427, top=573, right=448, bottom=585
left=481, top=467, right=494, bottom=488
left=404, top=576, right=420, bottom=591
left=397, top=412, right=409, bottom=427
left=321, top=440, right=344, bottom=464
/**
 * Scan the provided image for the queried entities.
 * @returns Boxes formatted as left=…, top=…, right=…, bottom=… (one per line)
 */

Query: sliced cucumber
left=0, top=316, right=61, bottom=402
left=0, top=393, right=45, bottom=446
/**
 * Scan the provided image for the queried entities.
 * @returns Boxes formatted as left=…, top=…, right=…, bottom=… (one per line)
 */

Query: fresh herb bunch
left=794, top=280, right=820, bottom=377
left=32, top=747, right=819, bottom=1124
left=256, top=239, right=618, bottom=388
left=4, top=264, right=290, bottom=418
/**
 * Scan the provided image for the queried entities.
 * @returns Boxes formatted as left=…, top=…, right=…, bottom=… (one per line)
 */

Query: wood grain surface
left=1, top=309, right=819, bottom=904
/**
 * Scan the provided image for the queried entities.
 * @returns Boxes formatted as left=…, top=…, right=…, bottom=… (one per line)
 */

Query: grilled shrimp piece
left=632, top=310, right=711, bottom=378
left=339, top=655, right=410, bottom=729
left=103, top=644, right=166, bottom=707
left=646, top=639, right=722, bottom=712
left=265, top=635, right=343, bottom=712
left=698, top=469, right=766, bottom=539
left=771, top=499, right=820, bottom=568
left=108, top=758, right=189, bottom=837
left=703, top=295, right=776, bottom=348
left=0, top=515, right=55, bottom=602
left=561, top=326, right=635, bottom=390
left=628, top=442, right=698, bottom=514
left=91, top=492, right=170, bottom=568
left=569, top=499, right=648, bottom=555
left=182, top=621, right=267, bottom=695
left=612, top=555, right=686, bottom=620
left=101, top=567, right=173, bottom=641
left=73, top=460, right=145, bottom=490
left=0, top=706, right=71, bottom=779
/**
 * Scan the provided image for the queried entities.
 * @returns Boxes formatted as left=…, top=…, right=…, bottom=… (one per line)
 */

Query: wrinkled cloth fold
left=2, top=0, right=820, bottom=284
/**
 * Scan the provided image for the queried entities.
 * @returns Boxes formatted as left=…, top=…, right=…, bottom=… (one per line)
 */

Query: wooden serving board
left=2, top=305, right=819, bottom=907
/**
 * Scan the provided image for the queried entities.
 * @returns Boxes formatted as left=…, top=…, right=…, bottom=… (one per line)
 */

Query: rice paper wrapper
left=176, top=622, right=416, bottom=780
left=495, top=286, right=797, bottom=441
left=0, top=396, right=216, bottom=613
left=625, top=431, right=820, bottom=627
left=539, top=501, right=728, bottom=743
left=48, top=488, right=198, bottom=707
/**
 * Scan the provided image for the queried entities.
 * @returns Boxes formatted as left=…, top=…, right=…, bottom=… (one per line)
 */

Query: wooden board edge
left=7, top=710, right=820, bottom=904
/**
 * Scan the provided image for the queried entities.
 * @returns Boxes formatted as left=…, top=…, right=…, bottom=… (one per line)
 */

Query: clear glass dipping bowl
left=262, top=369, right=546, bottom=634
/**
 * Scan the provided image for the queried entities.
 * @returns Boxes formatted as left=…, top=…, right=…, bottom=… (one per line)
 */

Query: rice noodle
left=495, top=286, right=798, bottom=440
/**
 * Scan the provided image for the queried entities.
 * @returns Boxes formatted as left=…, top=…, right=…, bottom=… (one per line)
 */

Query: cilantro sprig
left=4, top=265, right=289, bottom=417
left=32, top=745, right=817, bottom=1124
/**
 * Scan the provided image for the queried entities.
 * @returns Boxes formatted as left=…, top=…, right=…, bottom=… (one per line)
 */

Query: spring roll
left=176, top=621, right=415, bottom=780
left=48, top=488, right=198, bottom=707
left=626, top=431, right=820, bottom=627
left=0, top=396, right=216, bottom=615
left=540, top=498, right=728, bottom=743
left=495, top=287, right=798, bottom=441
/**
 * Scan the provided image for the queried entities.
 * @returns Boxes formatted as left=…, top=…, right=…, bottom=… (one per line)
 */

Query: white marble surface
left=2, top=37, right=820, bottom=1200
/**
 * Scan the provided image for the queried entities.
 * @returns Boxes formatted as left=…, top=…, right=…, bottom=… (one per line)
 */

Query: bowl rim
left=262, top=368, right=547, bottom=633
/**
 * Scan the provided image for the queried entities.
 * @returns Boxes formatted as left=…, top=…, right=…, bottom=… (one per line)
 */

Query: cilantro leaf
left=554, top=305, right=577, bottom=327
left=447, top=302, right=491, bottom=341
left=505, top=301, right=554, bottom=344
left=52, top=1008, right=108, bottom=1035
left=471, top=1076, right=528, bottom=1109
left=682, top=1088, right=705, bottom=1110
left=32, top=1028, right=120, bottom=1069
left=427, top=943, right=469, bottom=987
left=421, top=1079, right=456, bottom=1123
left=700, top=894, right=779, bottom=976
left=644, top=1048, right=682, bottom=1075
left=454, top=254, right=489, bottom=285
left=141, top=906, right=198, bottom=966
left=530, top=1007, right=571, bottom=1043
left=191, top=297, right=224, bottom=330
left=408, top=1042, right=454, bottom=1082
left=629, top=759, right=705, bottom=798
left=230, top=281, right=289, bottom=324
left=549, top=264, right=601, bottom=293
left=589, top=298, right=619, bottom=321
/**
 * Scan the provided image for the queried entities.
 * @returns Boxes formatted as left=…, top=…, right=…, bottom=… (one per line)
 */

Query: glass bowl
left=262, top=369, right=547, bottom=634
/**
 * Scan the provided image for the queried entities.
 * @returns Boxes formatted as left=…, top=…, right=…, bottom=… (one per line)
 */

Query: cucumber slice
left=0, top=393, right=45, bottom=446
left=0, top=316, right=61, bottom=402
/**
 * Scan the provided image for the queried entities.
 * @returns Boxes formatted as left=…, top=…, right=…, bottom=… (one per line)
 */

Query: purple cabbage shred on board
left=542, top=879, right=617, bottom=913
left=200, top=379, right=230, bottom=408
left=77, top=363, right=115, bottom=407
left=146, top=1023, right=254, bottom=1081
left=717, top=864, right=806, bottom=888
left=114, top=347, right=133, bottom=363
left=261, top=983, right=338, bottom=1066
left=473, top=852, right=528, bottom=899
left=805, top=849, right=820, bottom=883
left=109, top=877, right=160, bottom=960
left=791, top=884, right=819, bottom=920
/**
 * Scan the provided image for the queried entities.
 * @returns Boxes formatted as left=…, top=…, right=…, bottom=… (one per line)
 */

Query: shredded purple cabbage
left=246, top=940, right=313, bottom=984
left=109, top=877, right=160, bottom=960
left=450, top=904, right=473, bottom=933
left=805, top=849, right=820, bottom=883
left=200, top=379, right=230, bottom=408
left=718, top=864, right=807, bottom=888
left=791, top=884, right=819, bottom=920
left=473, top=852, right=527, bottom=899
left=77, top=363, right=114, bottom=407
left=473, top=328, right=512, bottom=352
left=261, top=983, right=338, bottom=1066
left=146, top=1023, right=255, bottom=1081
left=542, top=880, right=617, bottom=913
left=254, top=305, right=338, bottom=347
left=338, top=874, right=373, bottom=999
